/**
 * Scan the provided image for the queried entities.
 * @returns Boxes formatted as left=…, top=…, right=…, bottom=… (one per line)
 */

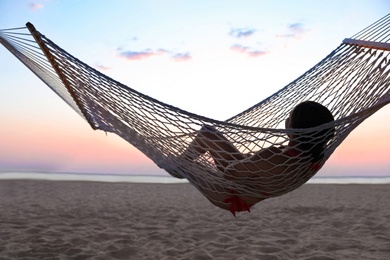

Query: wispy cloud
left=29, top=2, right=44, bottom=11
left=230, top=44, right=269, bottom=57
left=117, top=48, right=191, bottom=62
left=229, top=28, right=256, bottom=38
left=171, top=52, right=192, bottom=62
left=118, top=48, right=166, bottom=60
left=276, top=22, right=309, bottom=40
left=95, top=63, right=112, bottom=71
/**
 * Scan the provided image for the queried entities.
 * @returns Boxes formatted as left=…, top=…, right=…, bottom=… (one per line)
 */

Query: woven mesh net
left=1, top=15, right=390, bottom=214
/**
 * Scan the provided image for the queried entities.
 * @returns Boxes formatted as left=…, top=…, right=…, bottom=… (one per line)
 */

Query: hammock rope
left=1, top=14, right=390, bottom=213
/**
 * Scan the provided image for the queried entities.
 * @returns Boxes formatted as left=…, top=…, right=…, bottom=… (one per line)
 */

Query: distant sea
left=0, top=172, right=390, bottom=184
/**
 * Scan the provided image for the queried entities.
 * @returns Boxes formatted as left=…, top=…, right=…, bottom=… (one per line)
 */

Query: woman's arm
left=190, top=125, right=288, bottom=178
left=223, top=146, right=286, bottom=178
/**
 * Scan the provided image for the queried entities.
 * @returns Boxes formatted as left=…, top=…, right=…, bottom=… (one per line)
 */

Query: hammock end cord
left=26, top=22, right=34, bottom=29
left=25, top=21, right=100, bottom=131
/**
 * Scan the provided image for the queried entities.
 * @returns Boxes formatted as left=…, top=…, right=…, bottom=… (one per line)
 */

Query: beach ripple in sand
left=0, top=180, right=389, bottom=259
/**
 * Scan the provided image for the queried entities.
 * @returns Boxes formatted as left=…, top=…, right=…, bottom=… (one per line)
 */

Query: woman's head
left=286, top=101, right=335, bottom=161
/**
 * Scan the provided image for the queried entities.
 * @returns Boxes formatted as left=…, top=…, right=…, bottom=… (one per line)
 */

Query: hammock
left=1, top=15, right=390, bottom=213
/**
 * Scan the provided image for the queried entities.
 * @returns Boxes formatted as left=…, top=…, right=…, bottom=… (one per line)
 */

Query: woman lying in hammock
left=178, top=101, right=335, bottom=216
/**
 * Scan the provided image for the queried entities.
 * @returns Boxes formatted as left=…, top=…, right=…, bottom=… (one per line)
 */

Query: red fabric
left=311, top=161, right=322, bottom=171
left=223, top=194, right=251, bottom=217
left=283, top=149, right=300, bottom=157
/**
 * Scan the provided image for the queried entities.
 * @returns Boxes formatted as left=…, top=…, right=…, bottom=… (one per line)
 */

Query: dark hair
left=290, top=101, right=335, bottom=161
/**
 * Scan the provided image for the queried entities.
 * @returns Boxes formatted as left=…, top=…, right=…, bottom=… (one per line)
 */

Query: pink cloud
left=171, top=52, right=192, bottom=62
left=29, top=2, right=44, bottom=11
left=118, top=49, right=164, bottom=60
left=118, top=47, right=191, bottom=62
left=230, top=44, right=268, bottom=57
left=95, top=63, right=112, bottom=71
left=276, top=22, right=309, bottom=40
left=247, top=50, right=268, bottom=57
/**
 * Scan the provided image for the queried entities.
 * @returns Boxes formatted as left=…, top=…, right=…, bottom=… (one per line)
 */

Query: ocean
left=0, top=172, right=390, bottom=184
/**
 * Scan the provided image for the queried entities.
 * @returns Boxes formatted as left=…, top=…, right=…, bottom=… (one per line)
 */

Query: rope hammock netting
left=1, top=14, right=390, bottom=216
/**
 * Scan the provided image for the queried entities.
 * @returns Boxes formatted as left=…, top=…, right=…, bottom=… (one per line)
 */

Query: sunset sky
left=1, top=0, right=389, bottom=177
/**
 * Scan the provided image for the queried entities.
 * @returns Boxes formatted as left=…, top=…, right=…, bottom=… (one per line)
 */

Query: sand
left=0, top=180, right=389, bottom=260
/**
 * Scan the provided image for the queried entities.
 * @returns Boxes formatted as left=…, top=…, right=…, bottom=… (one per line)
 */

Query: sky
left=0, top=0, right=390, bottom=177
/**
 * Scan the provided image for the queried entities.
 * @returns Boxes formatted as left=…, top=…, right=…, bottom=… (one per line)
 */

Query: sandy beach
left=0, top=180, right=389, bottom=260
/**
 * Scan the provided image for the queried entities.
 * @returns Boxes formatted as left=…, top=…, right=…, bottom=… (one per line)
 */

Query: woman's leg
left=183, top=125, right=245, bottom=171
